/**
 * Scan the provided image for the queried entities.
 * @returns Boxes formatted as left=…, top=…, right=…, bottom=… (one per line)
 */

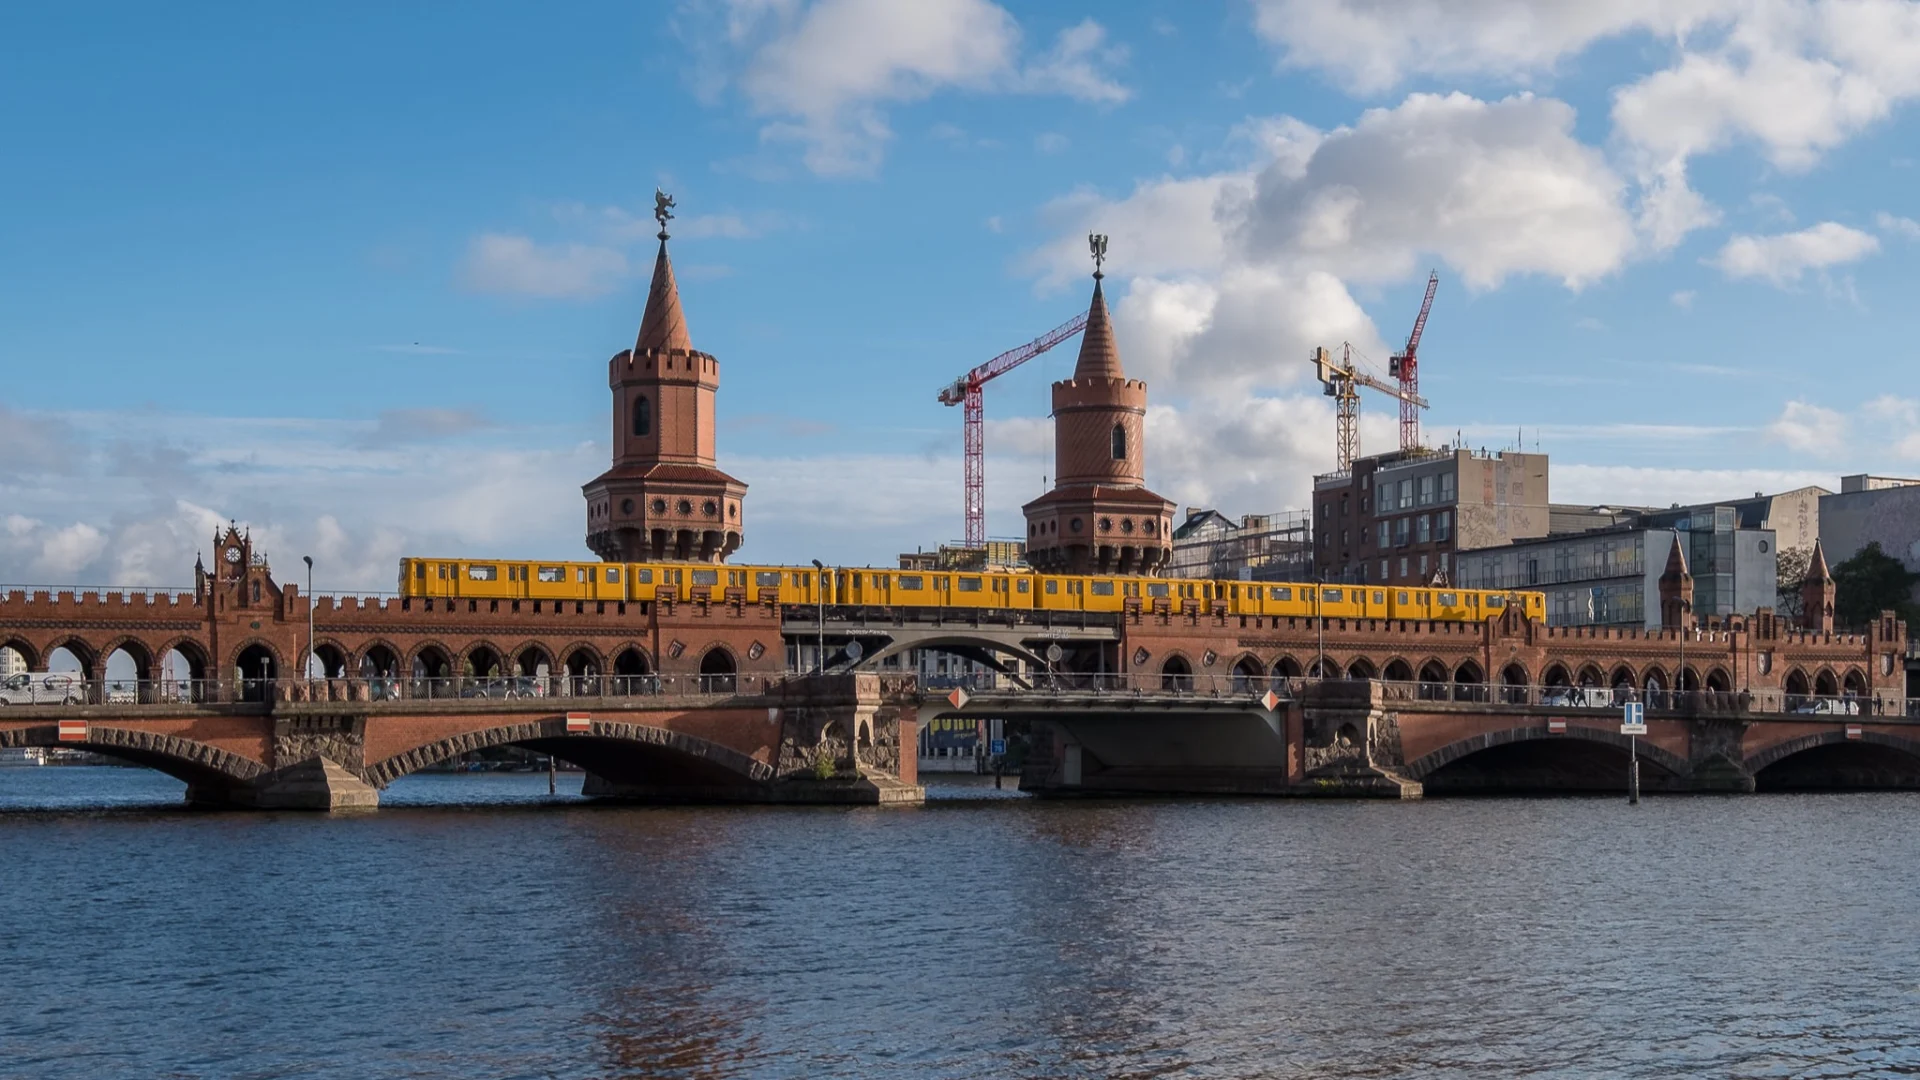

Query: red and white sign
left=947, top=688, right=969, bottom=709
left=1261, top=689, right=1282, bottom=712
left=565, top=712, right=591, bottom=734
left=1846, top=725, right=1863, bottom=740
left=57, top=719, right=87, bottom=742
left=1548, top=719, right=1567, bottom=734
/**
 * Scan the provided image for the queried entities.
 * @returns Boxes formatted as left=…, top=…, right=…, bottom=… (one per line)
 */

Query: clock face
left=225, top=547, right=241, bottom=563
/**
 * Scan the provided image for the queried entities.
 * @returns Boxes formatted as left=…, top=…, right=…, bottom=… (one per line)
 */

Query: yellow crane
left=1311, top=344, right=1429, bottom=472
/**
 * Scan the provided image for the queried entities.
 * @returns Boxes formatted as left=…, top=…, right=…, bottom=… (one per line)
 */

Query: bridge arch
left=510, top=642, right=554, bottom=680
left=1499, top=662, right=1530, bottom=704
left=1609, top=664, right=1636, bottom=688
left=461, top=642, right=508, bottom=679
left=1271, top=655, right=1302, bottom=680
left=1161, top=653, right=1194, bottom=691
left=1783, top=668, right=1810, bottom=696
left=45, top=636, right=100, bottom=679
left=409, top=641, right=455, bottom=679
left=355, top=640, right=403, bottom=678
left=362, top=717, right=774, bottom=790
left=310, top=638, right=352, bottom=679
left=1542, top=662, right=1571, bottom=687
left=1575, top=662, right=1604, bottom=686
left=1747, top=731, right=1920, bottom=790
left=1705, top=666, right=1732, bottom=693
left=230, top=640, right=281, bottom=702
left=1843, top=668, right=1867, bottom=696
left=154, top=637, right=213, bottom=687
left=859, top=634, right=1048, bottom=675
left=1230, top=655, right=1265, bottom=692
left=1407, top=725, right=1691, bottom=792
left=1383, top=657, right=1413, bottom=683
left=1814, top=668, right=1839, bottom=697
left=1452, top=660, right=1486, bottom=702
left=1, top=637, right=42, bottom=672
left=0, top=723, right=266, bottom=790
left=698, top=645, right=736, bottom=693
left=1346, top=657, right=1376, bottom=680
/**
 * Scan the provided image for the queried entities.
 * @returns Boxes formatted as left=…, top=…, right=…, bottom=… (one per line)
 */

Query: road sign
left=947, top=688, right=969, bottom=709
left=565, top=712, right=591, bottom=733
left=1261, top=689, right=1282, bottom=712
left=1621, top=701, right=1647, bottom=736
left=844, top=640, right=864, bottom=661
left=57, top=719, right=87, bottom=742
left=990, top=739, right=1006, bottom=755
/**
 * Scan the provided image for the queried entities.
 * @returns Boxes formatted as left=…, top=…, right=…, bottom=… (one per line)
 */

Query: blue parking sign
left=990, top=739, right=1007, bottom=755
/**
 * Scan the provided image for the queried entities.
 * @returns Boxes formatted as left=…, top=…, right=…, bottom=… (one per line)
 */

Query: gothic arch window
left=632, top=395, right=652, bottom=438
left=1111, top=423, right=1126, bottom=460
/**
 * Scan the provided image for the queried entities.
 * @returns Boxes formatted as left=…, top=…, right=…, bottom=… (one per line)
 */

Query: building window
left=1340, top=493, right=1349, bottom=516
left=1418, top=476, right=1434, bottom=505
left=632, top=395, right=651, bottom=437
left=1380, top=559, right=1389, bottom=580
left=1440, top=472, right=1455, bottom=501
left=1341, top=529, right=1349, bottom=547
left=1398, top=557, right=1409, bottom=578
left=1377, top=487, right=1391, bottom=514
left=1419, top=554, right=1429, bottom=577
left=1436, top=510, right=1451, bottom=542
left=1377, top=522, right=1389, bottom=547
left=1416, top=514, right=1431, bottom=543
left=1393, top=518, right=1409, bottom=546
left=1398, top=479, right=1413, bottom=509
left=1439, top=552, right=1450, bottom=574
left=1111, top=424, right=1126, bottom=460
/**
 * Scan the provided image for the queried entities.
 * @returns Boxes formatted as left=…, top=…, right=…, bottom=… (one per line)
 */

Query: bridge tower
left=1801, top=538, right=1836, bottom=632
left=1658, top=532, right=1695, bottom=630
left=584, top=191, right=746, bottom=564
left=1021, top=237, right=1174, bottom=574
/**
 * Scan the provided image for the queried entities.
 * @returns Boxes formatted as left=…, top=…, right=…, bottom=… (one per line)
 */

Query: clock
left=225, top=548, right=241, bottom=563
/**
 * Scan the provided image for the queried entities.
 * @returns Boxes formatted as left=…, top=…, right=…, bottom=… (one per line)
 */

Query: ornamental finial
left=653, top=188, right=676, bottom=241
left=1089, top=233, right=1108, bottom=280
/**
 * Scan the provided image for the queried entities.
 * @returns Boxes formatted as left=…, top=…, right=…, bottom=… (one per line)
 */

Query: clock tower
left=583, top=191, right=747, bottom=563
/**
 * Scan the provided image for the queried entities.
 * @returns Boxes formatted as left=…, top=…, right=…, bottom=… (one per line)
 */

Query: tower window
left=1111, top=423, right=1126, bottom=460
left=632, top=395, right=652, bottom=437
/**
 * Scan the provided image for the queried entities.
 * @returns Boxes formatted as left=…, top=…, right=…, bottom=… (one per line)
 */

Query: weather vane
left=1089, top=233, right=1108, bottom=279
left=654, top=188, right=676, bottom=240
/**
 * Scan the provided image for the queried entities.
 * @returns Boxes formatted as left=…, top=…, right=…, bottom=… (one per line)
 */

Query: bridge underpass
left=784, top=606, right=1121, bottom=683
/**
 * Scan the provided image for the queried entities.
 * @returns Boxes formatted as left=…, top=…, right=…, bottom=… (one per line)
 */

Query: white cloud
left=1765, top=399, right=1852, bottom=457
left=1707, top=221, right=1879, bottom=285
left=1553, top=465, right=1840, bottom=508
left=1034, top=131, right=1069, bottom=154
left=1671, top=289, right=1697, bottom=308
left=731, top=0, right=1128, bottom=175
left=459, top=234, right=628, bottom=299
left=1876, top=210, right=1920, bottom=239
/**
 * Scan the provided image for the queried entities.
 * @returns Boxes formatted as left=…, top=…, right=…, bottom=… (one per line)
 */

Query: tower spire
left=635, top=189, right=691, bottom=355
left=1073, top=233, right=1123, bottom=382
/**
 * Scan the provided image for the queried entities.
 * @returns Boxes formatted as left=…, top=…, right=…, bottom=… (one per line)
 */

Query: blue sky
left=4, top=0, right=1919, bottom=590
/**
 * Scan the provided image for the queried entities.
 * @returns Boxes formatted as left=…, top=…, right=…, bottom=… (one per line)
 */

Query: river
left=3, top=768, right=1917, bottom=1078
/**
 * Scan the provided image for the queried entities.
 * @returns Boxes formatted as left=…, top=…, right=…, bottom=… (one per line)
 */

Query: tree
left=1775, top=545, right=1811, bottom=619
left=1832, top=542, right=1920, bottom=630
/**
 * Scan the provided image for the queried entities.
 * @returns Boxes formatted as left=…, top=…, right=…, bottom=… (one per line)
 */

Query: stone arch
left=0, top=723, right=266, bottom=790
left=44, top=637, right=99, bottom=679
left=1783, top=668, right=1810, bottom=696
left=1706, top=667, right=1733, bottom=693
left=1305, top=656, right=1339, bottom=678
left=698, top=645, right=736, bottom=694
left=99, top=636, right=157, bottom=703
left=1, top=637, right=41, bottom=672
left=1417, top=659, right=1449, bottom=700
left=1405, top=725, right=1692, bottom=783
left=512, top=643, right=554, bottom=682
left=461, top=642, right=507, bottom=679
left=1842, top=668, right=1867, bottom=697
left=153, top=637, right=212, bottom=701
left=612, top=645, right=654, bottom=695
left=1575, top=662, right=1604, bottom=687
left=1814, top=668, right=1839, bottom=697
left=1383, top=658, right=1414, bottom=683
left=355, top=640, right=403, bottom=678
left=361, top=717, right=775, bottom=789
left=1271, top=655, right=1302, bottom=680
left=1610, top=664, right=1636, bottom=688
left=1230, top=655, right=1266, bottom=693
left=561, top=643, right=604, bottom=696
left=1747, top=731, right=1920, bottom=790
left=1499, top=662, right=1530, bottom=705
left=1542, top=663, right=1571, bottom=687
left=310, top=639, right=351, bottom=679
left=410, top=641, right=456, bottom=698
left=230, top=640, right=280, bottom=703
left=1452, top=659, right=1486, bottom=702
left=1161, top=653, right=1193, bottom=691
left=1346, top=657, right=1377, bottom=680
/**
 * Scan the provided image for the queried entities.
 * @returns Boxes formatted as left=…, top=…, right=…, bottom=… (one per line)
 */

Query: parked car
left=0, top=673, right=82, bottom=706
left=1793, top=697, right=1860, bottom=715
left=1541, top=686, right=1615, bottom=709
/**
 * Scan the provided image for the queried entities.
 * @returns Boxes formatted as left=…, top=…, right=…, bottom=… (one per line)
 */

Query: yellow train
left=398, top=557, right=1545, bottom=623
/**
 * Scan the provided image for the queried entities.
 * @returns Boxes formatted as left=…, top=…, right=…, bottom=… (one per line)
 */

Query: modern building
left=1456, top=507, right=1777, bottom=629
left=897, top=540, right=1026, bottom=572
left=1167, top=508, right=1312, bottom=581
left=582, top=196, right=747, bottom=563
left=0, top=645, right=22, bottom=678
left=1819, top=475, right=1920, bottom=604
left=1312, top=447, right=1549, bottom=585
left=1021, top=243, right=1175, bottom=573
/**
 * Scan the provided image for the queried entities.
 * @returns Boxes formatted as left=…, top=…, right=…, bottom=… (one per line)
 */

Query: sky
left=4, top=0, right=1920, bottom=593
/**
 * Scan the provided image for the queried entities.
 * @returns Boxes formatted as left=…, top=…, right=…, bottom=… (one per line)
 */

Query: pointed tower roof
left=634, top=235, right=692, bottom=355
left=1660, top=532, right=1692, bottom=583
left=1805, top=538, right=1832, bottom=583
left=1072, top=236, right=1125, bottom=382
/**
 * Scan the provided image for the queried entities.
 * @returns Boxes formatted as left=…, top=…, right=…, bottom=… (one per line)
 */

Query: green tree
left=1832, top=542, right=1920, bottom=629
left=1775, top=545, right=1811, bottom=619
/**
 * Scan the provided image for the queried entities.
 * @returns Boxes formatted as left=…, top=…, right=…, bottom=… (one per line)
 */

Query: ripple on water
left=3, top=769, right=1920, bottom=1078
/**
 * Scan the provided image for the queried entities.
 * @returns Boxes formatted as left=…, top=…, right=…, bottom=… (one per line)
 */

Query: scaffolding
left=1166, top=509, right=1313, bottom=581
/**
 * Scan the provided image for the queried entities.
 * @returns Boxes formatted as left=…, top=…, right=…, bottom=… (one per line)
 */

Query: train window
left=756, top=571, right=781, bottom=587
left=538, top=566, right=565, bottom=583
left=634, top=569, right=651, bottom=584
left=693, top=569, right=718, bottom=586
left=1069, top=581, right=1082, bottom=594
left=1017, top=580, right=1028, bottom=593
left=469, top=565, right=498, bottom=581
left=607, top=568, right=621, bottom=583
left=1373, top=591, right=1385, bottom=604
left=1486, top=595, right=1505, bottom=608
left=900, top=575, right=924, bottom=590
left=1149, top=583, right=1169, bottom=597
left=1322, top=588, right=1342, bottom=602
left=1397, top=591, right=1409, bottom=604
left=1271, top=587, right=1291, bottom=600
left=416, top=563, right=427, bottom=579
left=1438, top=592, right=1458, bottom=605
left=1045, top=580, right=1057, bottom=594
left=958, top=577, right=983, bottom=592
left=1091, top=581, right=1115, bottom=596
left=935, top=576, right=949, bottom=590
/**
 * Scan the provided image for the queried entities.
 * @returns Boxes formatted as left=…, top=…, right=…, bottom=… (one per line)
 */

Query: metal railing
left=0, top=673, right=765, bottom=707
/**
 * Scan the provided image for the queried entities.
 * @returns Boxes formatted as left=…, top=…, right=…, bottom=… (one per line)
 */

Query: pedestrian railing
left=1, top=673, right=764, bottom=707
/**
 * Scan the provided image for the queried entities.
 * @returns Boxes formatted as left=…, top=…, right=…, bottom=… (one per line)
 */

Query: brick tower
left=1658, top=532, right=1694, bottom=630
left=1022, top=236, right=1175, bottom=574
left=1801, top=538, right=1836, bottom=631
left=584, top=191, right=746, bottom=563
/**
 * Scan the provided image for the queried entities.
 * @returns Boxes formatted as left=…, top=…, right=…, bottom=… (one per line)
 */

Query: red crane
left=938, top=313, right=1088, bottom=548
left=1388, top=271, right=1439, bottom=451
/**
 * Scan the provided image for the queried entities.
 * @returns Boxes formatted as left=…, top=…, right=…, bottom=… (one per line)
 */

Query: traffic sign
left=946, top=688, right=969, bottom=709
left=1261, top=689, right=1281, bottom=712
left=990, top=739, right=1006, bottom=755
left=1621, top=701, right=1647, bottom=735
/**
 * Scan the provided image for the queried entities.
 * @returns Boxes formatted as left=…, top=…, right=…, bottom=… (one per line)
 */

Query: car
left=0, top=673, right=82, bottom=706
left=1541, top=686, right=1614, bottom=709
left=1792, top=698, right=1860, bottom=716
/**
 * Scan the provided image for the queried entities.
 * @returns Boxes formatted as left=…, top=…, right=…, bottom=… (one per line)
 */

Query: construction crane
left=938, top=312, right=1088, bottom=548
left=1311, top=343, right=1429, bottom=473
left=1387, top=270, right=1439, bottom=452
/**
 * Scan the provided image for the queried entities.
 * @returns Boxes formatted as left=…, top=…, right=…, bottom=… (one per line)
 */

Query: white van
left=0, top=672, right=82, bottom=706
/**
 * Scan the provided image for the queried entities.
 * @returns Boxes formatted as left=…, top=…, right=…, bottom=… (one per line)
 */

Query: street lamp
left=1314, top=571, right=1326, bottom=683
left=302, top=555, right=314, bottom=680
left=810, top=558, right=827, bottom=675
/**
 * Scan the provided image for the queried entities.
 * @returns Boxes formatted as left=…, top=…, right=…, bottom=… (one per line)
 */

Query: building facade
left=1021, top=244, right=1175, bottom=574
left=1313, top=448, right=1549, bottom=585
left=1167, top=508, right=1311, bottom=581
left=1456, top=511, right=1777, bottom=629
left=583, top=197, right=747, bottom=564
left=1819, top=476, right=1920, bottom=604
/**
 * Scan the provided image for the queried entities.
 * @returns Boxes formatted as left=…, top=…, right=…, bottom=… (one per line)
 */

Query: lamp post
left=1314, top=571, right=1326, bottom=683
left=302, top=555, right=314, bottom=680
left=810, top=558, right=827, bottom=675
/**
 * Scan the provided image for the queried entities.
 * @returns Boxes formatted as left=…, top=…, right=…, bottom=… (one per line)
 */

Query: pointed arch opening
left=612, top=647, right=653, bottom=695
left=698, top=647, right=736, bottom=694
left=1110, top=423, right=1127, bottom=461
left=1161, top=654, right=1193, bottom=692
left=632, top=393, right=652, bottom=438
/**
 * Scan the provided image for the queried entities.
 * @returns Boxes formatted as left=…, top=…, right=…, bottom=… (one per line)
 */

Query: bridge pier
left=188, top=757, right=381, bottom=811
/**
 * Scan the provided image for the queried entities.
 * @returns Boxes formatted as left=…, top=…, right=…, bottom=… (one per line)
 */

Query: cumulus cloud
left=1760, top=396, right=1920, bottom=460
left=1707, top=221, right=1879, bottom=285
left=726, top=0, right=1129, bottom=175
left=459, top=234, right=628, bottom=299
left=1876, top=210, right=1920, bottom=239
